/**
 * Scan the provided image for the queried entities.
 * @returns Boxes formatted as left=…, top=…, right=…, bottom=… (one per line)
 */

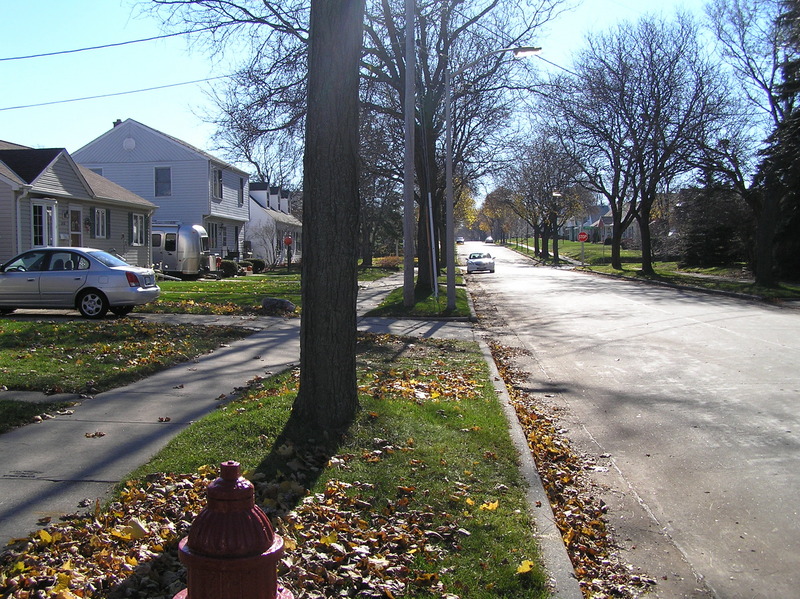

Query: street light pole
left=402, top=0, right=416, bottom=307
left=445, top=46, right=540, bottom=311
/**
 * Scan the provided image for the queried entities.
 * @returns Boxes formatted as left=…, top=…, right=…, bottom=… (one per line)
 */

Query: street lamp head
left=513, top=46, right=542, bottom=58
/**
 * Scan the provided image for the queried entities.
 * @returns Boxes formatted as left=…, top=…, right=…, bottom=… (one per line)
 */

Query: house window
left=207, top=222, right=219, bottom=248
left=238, top=178, right=245, bottom=206
left=32, top=201, right=57, bottom=247
left=212, top=168, right=223, bottom=199
left=94, top=207, right=107, bottom=238
left=155, top=167, right=171, bottom=197
left=131, top=214, right=146, bottom=246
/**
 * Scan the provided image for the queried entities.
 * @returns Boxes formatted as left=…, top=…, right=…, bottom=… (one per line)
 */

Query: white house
left=246, top=183, right=302, bottom=265
left=73, top=119, right=250, bottom=259
left=0, top=140, right=156, bottom=266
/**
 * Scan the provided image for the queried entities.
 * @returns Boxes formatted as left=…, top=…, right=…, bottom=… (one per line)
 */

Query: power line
left=0, top=76, right=230, bottom=112
left=0, top=25, right=224, bottom=62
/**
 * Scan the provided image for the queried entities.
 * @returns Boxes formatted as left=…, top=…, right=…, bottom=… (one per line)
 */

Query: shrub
left=374, top=255, right=403, bottom=270
left=250, top=258, right=266, bottom=274
left=219, top=260, right=238, bottom=278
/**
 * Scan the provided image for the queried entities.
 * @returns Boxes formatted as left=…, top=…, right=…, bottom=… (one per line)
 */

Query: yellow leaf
left=480, top=500, right=499, bottom=511
left=466, top=498, right=475, bottom=506
left=517, top=560, right=536, bottom=574
left=38, top=529, right=53, bottom=544
left=320, top=531, right=338, bottom=545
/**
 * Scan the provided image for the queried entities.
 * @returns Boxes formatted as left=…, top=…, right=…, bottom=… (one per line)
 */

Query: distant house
left=561, top=204, right=609, bottom=241
left=73, top=119, right=250, bottom=259
left=246, top=183, right=302, bottom=265
left=0, top=140, right=156, bottom=266
left=591, top=206, right=640, bottom=245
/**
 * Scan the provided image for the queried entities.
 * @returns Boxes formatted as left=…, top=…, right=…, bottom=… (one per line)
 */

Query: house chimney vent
left=113, top=119, right=122, bottom=127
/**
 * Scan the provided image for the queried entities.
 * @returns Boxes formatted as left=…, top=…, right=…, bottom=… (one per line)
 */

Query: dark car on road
left=0, top=247, right=161, bottom=318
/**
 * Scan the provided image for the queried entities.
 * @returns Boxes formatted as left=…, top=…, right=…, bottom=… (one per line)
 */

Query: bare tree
left=545, top=14, right=730, bottom=274
left=503, top=131, right=587, bottom=263
left=144, top=0, right=568, bottom=296
left=702, top=0, right=794, bottom=284
left=146, top=0, right=365, bottom=431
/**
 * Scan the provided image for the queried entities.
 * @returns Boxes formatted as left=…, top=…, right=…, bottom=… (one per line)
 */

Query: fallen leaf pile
left=0, top=464, right=471, bottom=598
left=0, top=466, right=216, bottom=599
left=359, top=361, right=482, bottom=404
left=489, top=343, right=656, bottom=598
left=146, top=300, right=245, bottom=315
left=276, top=478, right=469, bottom=598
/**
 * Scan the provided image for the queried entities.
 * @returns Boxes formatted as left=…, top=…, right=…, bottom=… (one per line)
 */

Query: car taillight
left=125, top=271, right=141, bottom=287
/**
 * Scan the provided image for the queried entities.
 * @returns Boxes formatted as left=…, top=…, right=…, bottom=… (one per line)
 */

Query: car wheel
left=77, top=290, right=109, bottom=318
left=110, top=306, right=134, bottom=317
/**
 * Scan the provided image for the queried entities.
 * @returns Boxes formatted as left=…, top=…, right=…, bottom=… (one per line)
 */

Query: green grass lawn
left=513, top=239, right=800, bottom=300
left=1, top=334, right=550, bottom=599
left=0, top=320, right=249, bottom=395
left=146, top=266, right=399, bottom=314
left=367, top=284, right=472, bottom=318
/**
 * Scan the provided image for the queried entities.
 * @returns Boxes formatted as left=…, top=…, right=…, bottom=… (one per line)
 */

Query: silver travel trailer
left=151, top=223, right=212, bottom=279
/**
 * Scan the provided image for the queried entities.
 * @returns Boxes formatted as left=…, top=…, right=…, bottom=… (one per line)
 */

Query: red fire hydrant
left=173, top=461, right=293, bottom=599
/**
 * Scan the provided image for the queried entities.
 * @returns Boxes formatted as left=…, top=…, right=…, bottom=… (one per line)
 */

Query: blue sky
left=0, top=0, right=706, bottom=161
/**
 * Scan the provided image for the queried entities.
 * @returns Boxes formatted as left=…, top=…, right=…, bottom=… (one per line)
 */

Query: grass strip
left=0, top=320, right=250, bottom=395
left=367, top=285, right=472, bottom=318
left=1, top=333, right=550, bottom=598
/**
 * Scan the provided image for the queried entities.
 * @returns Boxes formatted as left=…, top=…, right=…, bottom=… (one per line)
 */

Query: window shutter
left=106, top=209, right=112, bottom=239
left=128, top=212, right=133, bottom=243
left=89, top=207, right=96, bottom=239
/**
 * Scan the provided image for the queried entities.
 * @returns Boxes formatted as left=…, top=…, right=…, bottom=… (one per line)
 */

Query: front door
left=70, top=209, right=83, bottom=247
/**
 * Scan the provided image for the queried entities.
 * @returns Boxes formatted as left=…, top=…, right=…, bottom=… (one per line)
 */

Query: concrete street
left=463, top=241, right=800, bottom=599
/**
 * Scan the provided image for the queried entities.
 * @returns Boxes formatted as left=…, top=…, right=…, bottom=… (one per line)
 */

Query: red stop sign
left=577, top=231, right=589, bottom=242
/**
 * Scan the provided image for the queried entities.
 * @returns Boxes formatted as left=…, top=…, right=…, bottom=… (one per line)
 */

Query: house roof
left=0, top=140, right=31, bottom=150
left=79, top=166, right=157, bottom=209
left=0, top=145, right=155, bottom=210
left=0, top=148, right=62, bottom=184
left=265, top=207, right=302, bottom=228
left=86, top=118, right=249, bottom=175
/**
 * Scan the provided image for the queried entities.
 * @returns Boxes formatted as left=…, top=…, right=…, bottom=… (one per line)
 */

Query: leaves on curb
left=490, top=342, right=656, bottom=598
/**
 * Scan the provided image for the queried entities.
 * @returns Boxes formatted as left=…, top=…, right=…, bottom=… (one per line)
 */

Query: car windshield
left=469, top=253, right=488, bottom=259
left=87, top=250, right=130, bottom=268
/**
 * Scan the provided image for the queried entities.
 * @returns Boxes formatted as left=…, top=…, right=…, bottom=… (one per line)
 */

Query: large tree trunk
left=291, top=0, right=365, bottom=433
left=754, top=191, right=778, bottom=287
left=638, top=204, right=655, bottom=276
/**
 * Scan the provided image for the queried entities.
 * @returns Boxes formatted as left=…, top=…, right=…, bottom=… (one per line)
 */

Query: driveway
left=462, top=241, right=800, bottom=599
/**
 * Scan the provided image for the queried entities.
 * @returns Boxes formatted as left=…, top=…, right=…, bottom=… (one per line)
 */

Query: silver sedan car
left=466, top=251, right=495, bottom=274
left=0, top=247, right=161, bottom=318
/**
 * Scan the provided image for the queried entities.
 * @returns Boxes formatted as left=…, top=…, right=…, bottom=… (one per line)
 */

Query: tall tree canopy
left=544, top=13, right=731, bottom=273
left=145, top=0, right=566, bottom=294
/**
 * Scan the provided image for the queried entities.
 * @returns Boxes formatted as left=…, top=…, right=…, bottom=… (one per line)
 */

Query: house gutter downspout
left=13, top=184, right=32, bottom=256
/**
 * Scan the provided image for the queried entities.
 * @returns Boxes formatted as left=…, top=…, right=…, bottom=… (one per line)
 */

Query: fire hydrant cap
left=206, top=461, right=255, bottom=501
left=185, top=461, right=277, bottom=558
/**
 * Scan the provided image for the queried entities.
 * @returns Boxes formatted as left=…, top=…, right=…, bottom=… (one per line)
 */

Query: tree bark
left=754, top=190, right=778, bottom=286
left=291, top=0, right=366, bottom=433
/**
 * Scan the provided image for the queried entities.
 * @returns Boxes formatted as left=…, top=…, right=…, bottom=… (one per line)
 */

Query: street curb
left=477, top=339, right=582, bottom=599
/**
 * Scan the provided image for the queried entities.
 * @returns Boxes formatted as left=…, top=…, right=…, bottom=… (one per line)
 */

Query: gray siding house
left=73, top=119, right=250, bottom=258
left=0, top=140, right=156, bottom=266
left=246, top=183, right=302, bottom=266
